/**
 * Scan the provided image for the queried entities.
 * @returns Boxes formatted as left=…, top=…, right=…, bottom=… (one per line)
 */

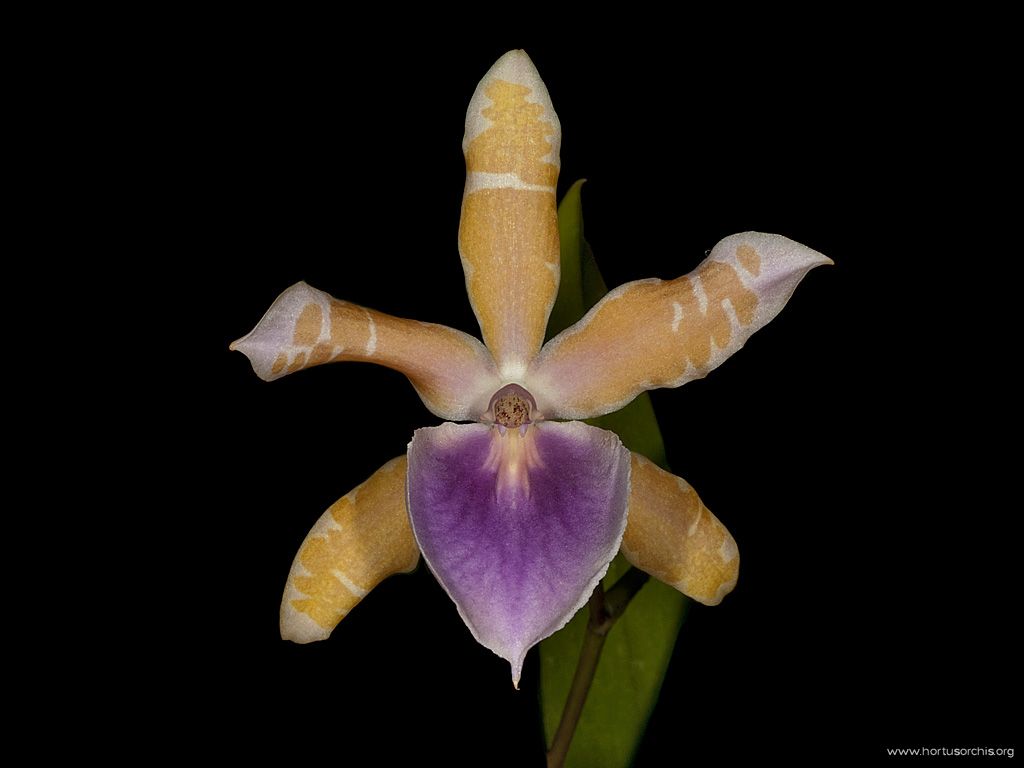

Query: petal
left=280, top=456, right=419, bottom=643
left=621, top=454, right=738, bottom=606
left=407, top=421, right=629, bottom=686
left=230, top=282, right=501, bottom=421
left=459, top=50, right=561, bottom=379
left=527, top=233, right=832, bottom=419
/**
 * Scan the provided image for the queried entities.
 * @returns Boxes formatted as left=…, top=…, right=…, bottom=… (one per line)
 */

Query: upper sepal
left=459, top=50, right=562, bottom=378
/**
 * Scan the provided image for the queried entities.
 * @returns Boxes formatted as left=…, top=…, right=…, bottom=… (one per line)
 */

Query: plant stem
left=546, top=567, right=650, bottom=768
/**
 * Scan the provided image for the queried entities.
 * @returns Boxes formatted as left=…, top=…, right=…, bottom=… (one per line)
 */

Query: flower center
left=487, top=384, right=537, bottom=429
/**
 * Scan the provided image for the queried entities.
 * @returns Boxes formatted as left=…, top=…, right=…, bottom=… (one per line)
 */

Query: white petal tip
left=464, top=49, right=560, bottom=163
left=280, top=606, right=332, bottom=644
left=229, top=338, right=276, bottom=382
left=229, top=282, right=330, bottom=382
left=804, top=249, right=834, bottom=268
left=489, top=49, right=541, bottom=80
left=510, top=660, right=523, bottom=690
left=727, top=231, right=833, bottom=270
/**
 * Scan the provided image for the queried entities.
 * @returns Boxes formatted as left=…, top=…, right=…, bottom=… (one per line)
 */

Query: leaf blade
left=546, top=179, right=588, bottom=340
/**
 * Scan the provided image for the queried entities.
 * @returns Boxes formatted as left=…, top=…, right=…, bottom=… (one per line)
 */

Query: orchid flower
left=230, top=50, right=831, bottom=686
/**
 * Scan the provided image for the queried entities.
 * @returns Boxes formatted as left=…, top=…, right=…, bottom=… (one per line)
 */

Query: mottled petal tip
left=463, top=50, right=560, bottom=165
left=230, top=281, right=325, bottom=381
left=407, top=421, right=630, bottom=686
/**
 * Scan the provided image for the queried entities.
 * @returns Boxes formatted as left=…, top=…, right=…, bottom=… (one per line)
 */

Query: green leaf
left=590, top=395, right=669, bottom=474
left=540, top=181, right=687, bottom=767
left=546, top=179, right=589, bottom=340
left=540, top=558, right=687, bottom=768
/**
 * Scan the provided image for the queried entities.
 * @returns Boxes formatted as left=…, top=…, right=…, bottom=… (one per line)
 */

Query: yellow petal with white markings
left=280, top=456, right=419, bottom=643
left=621, top=454, right=738, bottom=606
left=528, top=232, right=831, bottom=419
left=459, top=50, right=561, bottom=379
left=230, top=282, right=501, bottom=421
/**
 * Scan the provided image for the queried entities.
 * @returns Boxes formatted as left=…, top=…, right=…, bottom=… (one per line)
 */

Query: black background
left=149, top=27, right=1019, bottom=766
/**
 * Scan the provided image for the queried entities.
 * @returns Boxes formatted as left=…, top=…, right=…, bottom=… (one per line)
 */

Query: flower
left=230, top=50, right=831, bottom=686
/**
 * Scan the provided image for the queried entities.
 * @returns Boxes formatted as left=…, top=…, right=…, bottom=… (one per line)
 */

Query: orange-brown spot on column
left=270, top=353, right=288, bottom=375
left=489, top=384, right=536, bottom=428
left=286, top=351, right=308, bottom=373
left=466, top=80, right=558, bottom=186
left=293, top=303, right=323, bottom=346
left=493, top=395, right=530, bottom=427
left=736, top=243, right=761, bottom=276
